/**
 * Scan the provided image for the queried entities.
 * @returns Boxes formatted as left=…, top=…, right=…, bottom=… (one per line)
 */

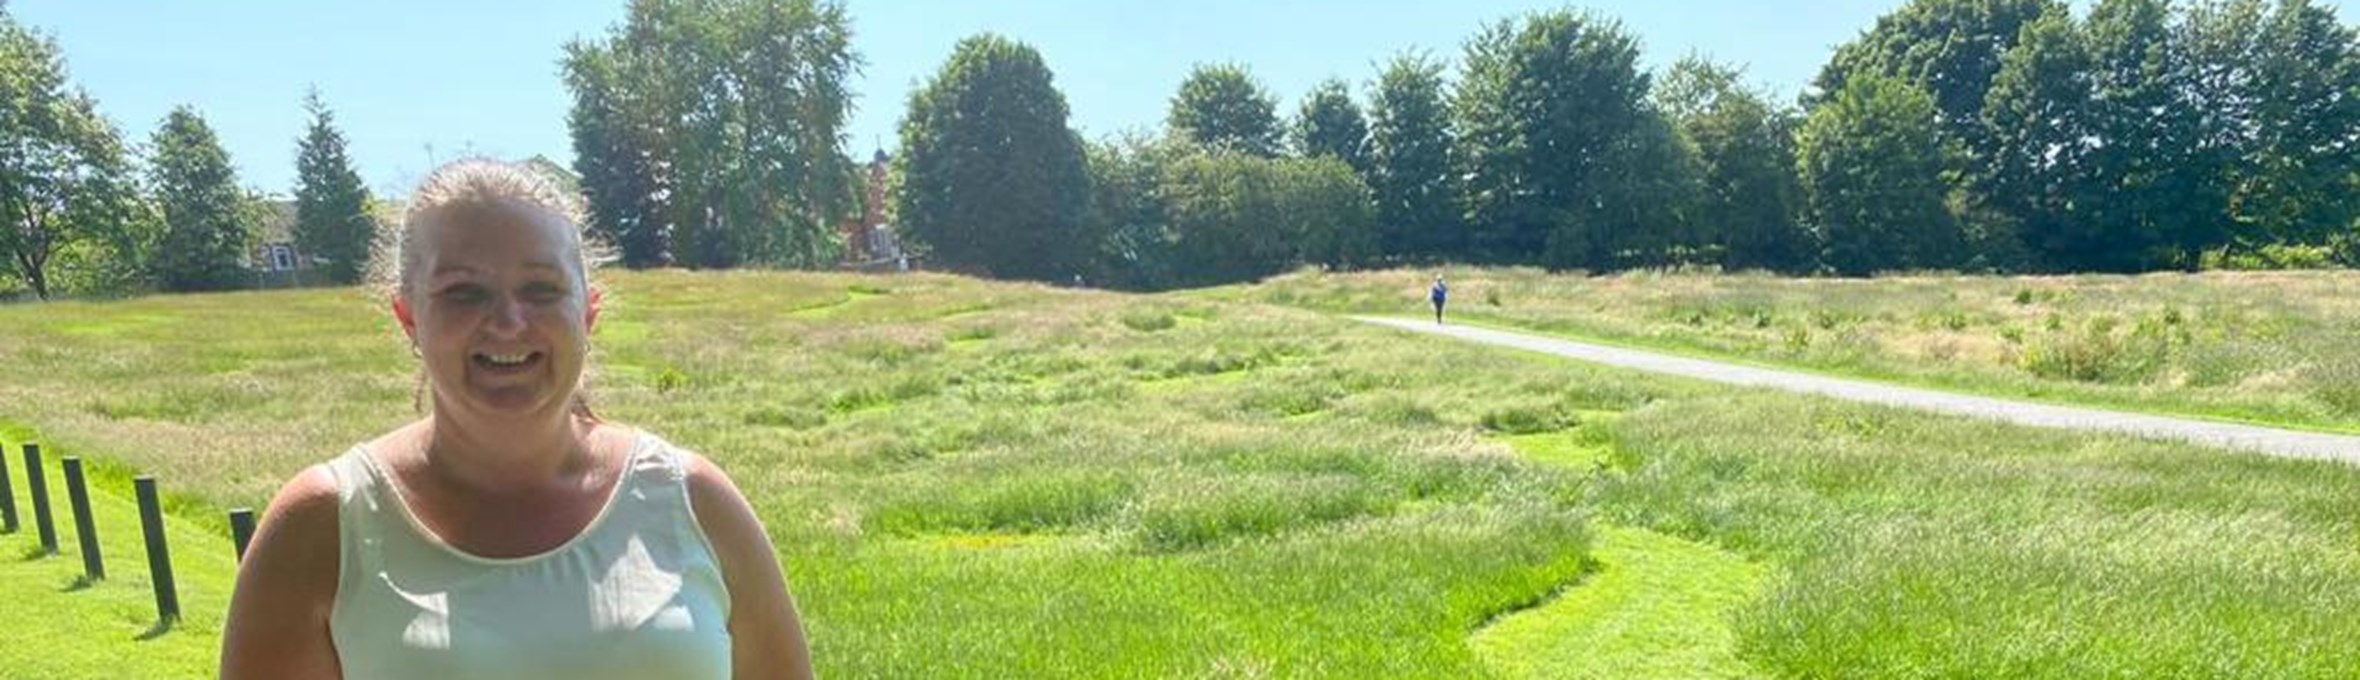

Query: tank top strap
left=325, top=444, right=380, bottom=502
left=622, top=429, right=689, bottom=486
left=614, top=431, right=714, bottom=552
left=323, top=444, right=400, bottom=549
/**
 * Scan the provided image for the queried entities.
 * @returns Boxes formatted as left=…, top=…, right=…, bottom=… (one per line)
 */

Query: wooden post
left=229, top=508, right=257, bottom=562
left=134, top=476, right=178, bottom=623
left=63, top=457, right=103, bottom=581
left=24, top=443, right=56, bottom=555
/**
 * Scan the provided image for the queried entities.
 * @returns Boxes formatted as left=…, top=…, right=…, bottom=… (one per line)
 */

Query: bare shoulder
left=675, top=447, right=758, bottom=526
left=667, top=444, right=816, bottom=678
left=669, top=444, right=778, bottom=575
left=263, top=463, right=342, bottom=541
left=219, top=462, right=346, bottom=678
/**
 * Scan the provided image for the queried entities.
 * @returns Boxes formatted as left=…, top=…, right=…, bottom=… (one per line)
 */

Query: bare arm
left=686, top=454, right=816, bottom=680
left=220, top=465, right=343, bottom=679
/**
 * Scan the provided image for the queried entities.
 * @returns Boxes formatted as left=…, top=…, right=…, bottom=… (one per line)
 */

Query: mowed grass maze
left=0, top=269, right=2356, bottom=677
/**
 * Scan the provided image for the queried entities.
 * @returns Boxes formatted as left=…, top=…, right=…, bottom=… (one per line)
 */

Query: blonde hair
left=369, top=157, right=615, bottom=419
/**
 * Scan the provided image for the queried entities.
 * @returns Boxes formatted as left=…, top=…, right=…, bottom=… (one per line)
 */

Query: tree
left=2224, top=0, right=2360, bottom=247
left=1810, top=0, right=2059, bottom=169
left=1798, top=75, right=1959, bottom=275
left=1082, top=133, right=1178, bottom=290
left=291, top=88, right=374, bottom=285
left=1291, top=78, right=1370, bottom=175
left=1982, top=9, right=2094, bottom=270
left=562, top=0, right=857, bottom=270
left=1281, top=156, right=1379, bottom=270
left=149, top=106, right=252, bottom=292
left=1367, top=52, right=1462, bottom=262
left=1585, top=108, right=1704, bottom=269
left=1159, top=153, right=1374, bottom=287
left=2079, top=0, right=2214, bottom=270
left=1167, top=63, right=1282, bottom=157
left=1455, top=10, right=1667, bottom=269
left=563, top=41, right=668, bottom=268
left=894, top=33, right=1091, bottom=281
left=0, top=14, right=139, bottom=299
left=1660, top=57, right=1813, bottom=272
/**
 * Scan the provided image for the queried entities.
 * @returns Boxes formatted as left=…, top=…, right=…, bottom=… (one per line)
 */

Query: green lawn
left=1473, top=526, right=1766, bottom=680
left=0, top=426, right=235, bottom=679
left=0, top=269, right=2355, bottom=678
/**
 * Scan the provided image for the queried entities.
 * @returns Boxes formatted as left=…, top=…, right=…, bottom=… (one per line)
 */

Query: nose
left=486, top=294, right=529, bottom=337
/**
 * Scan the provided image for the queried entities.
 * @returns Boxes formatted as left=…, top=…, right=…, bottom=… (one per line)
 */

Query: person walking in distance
left=1430, top=274, right=1448, bottom=324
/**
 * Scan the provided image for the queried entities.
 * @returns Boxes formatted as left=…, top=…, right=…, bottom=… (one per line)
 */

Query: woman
left=221, top=159, right=814, bottom=679
left=1429, top=274, right=1448, bottom=324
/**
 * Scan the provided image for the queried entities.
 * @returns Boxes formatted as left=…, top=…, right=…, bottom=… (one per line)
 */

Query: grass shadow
left=18, top=545, right=58, bottom=562
left=59, top=574, right=95, bottom=592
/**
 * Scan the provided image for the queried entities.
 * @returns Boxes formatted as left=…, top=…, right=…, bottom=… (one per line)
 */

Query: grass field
left=1234, top=267, right=2360, bottom=434
left=1, top=269, right=2356, bottom=678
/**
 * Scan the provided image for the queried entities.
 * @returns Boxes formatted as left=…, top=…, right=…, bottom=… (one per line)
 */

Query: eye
left=522, top=283, right=569, bottom=304
left=438, top=283, right=488, bottom=304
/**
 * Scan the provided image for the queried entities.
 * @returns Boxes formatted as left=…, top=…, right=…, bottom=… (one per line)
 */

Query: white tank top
left=325, top=431, right=733, bottom=679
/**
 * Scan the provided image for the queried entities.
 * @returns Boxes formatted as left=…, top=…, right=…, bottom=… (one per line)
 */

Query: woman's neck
left=420, top=407, right=594, bottom=495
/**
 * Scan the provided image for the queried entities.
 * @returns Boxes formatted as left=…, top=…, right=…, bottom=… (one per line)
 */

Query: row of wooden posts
left=0, top=441, right=258, bottom=625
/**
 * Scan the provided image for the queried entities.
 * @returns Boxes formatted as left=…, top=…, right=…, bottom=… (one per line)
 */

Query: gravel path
left=1358, top=316, right=2360, bottom=466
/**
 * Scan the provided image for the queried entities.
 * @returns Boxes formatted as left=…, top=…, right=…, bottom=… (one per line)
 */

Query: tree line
left=0, top=10, right=379, bottom=300
left=10, top=0, right=2353, bottom=300
left=875, top=0, right=2359, bottom=288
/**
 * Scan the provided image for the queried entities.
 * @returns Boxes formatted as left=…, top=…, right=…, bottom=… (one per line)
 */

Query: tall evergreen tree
left=1291, top=78, right=1370, bottom=175
left=1167, top=63, right=1283, bottom=157
left=149, top=106, right=252, bottom=292
left=291, top=88, right=374, bottom=285
left=1798, top=75, right=1960, bottom=275
left=1366, top=51, right=1462, bottom=261
left=894, top=34, right=1092, bottom=281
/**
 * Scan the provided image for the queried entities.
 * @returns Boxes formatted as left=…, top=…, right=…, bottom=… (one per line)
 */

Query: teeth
left=482, top=352, right=532, bottom=365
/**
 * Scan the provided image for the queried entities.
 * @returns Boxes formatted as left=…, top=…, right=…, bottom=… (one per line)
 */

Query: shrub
left=1482, top=403, right=1577, bottom=434
left=2200, top=244, right=2340, bottom=271
left=1120, top=309, right=1178, bottom=332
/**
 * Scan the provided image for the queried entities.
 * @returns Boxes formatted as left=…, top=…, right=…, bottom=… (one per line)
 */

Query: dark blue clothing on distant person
left=1430, top=279, right=1447, bottom=324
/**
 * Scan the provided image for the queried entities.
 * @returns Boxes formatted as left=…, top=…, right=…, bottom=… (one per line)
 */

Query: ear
left=391, top=294, right=418, bottom=342
left=585, top=287, right=603, bottom=332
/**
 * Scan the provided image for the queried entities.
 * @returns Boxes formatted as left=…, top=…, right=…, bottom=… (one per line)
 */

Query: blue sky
left=14, top=1, right=2344, bottom=197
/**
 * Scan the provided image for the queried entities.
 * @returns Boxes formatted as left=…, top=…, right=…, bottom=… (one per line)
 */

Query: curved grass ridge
left=1472, top=526, right=1766, bottom=680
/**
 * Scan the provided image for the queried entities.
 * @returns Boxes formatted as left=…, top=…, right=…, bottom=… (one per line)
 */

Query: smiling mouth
left=471, top=351, right=544, bottom=372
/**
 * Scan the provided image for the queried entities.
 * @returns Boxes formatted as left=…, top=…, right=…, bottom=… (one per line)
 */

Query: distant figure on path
left=1430, top=274, right=1449, bottom=324
left=220, top=159, right=815, bottom=680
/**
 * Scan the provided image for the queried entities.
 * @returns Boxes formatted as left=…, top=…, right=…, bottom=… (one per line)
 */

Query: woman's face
left=394, top=203, right=598, bottom=421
